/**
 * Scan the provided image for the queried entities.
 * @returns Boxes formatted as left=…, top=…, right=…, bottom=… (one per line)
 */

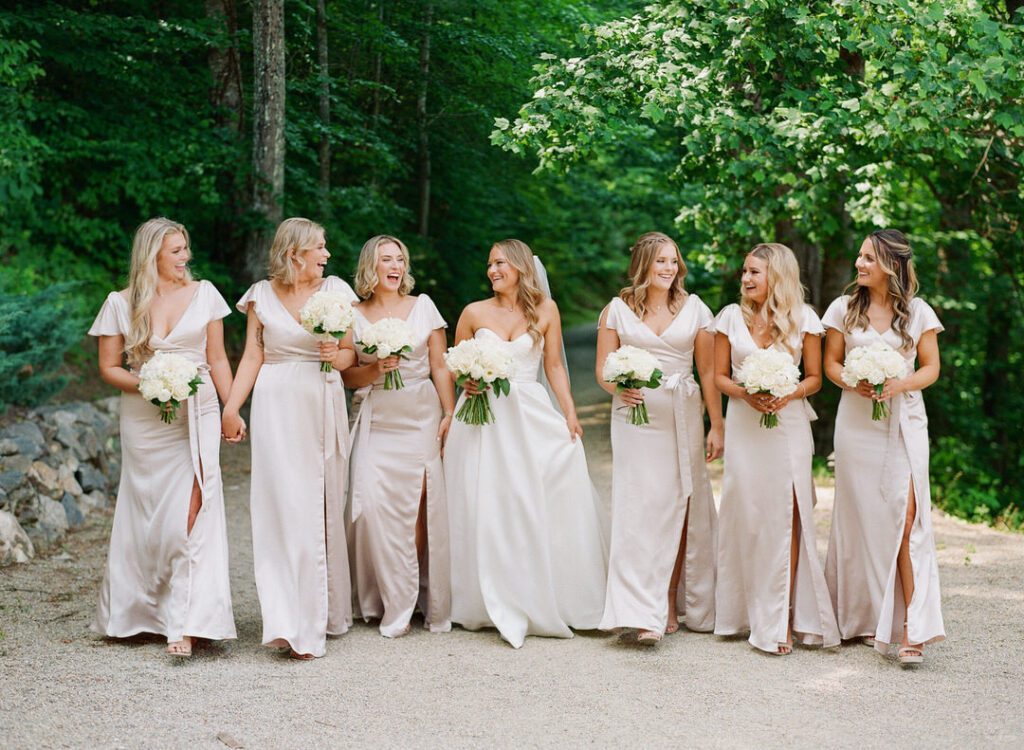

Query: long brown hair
left=618, top=231, right=688, bottom=318
left=843, top=229, right=918, bottom=350
left=740, top=243, right=806, bottom=354
left=491, top=239, right=545, bottom=344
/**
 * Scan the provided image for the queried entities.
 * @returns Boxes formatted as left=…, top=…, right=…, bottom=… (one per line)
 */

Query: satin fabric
left=713, top=304, right=840, bottom=652
left=347, top=294, right=451, bottom=636
left=598, top=295, right=718, bottom=634
left=88, top=281, right=236, bottom=642
left=823, top=295, right=946, bottom=652
left=237, top=276, right=357, bottom=657
left=445, top=328, right=608, bottom=648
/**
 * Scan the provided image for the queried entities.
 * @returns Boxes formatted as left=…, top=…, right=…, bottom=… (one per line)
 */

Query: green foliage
left=497, top=0, right=1024, bottom=523
left=0, top=283, right=87, bottom=409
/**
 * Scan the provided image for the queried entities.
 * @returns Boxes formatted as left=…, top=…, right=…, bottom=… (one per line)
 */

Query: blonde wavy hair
left=844, top=229, right=919, bottom=351
left=124, top=217, right=192, bottom=367
left=740, top=243, right=806, bottom=354
left=267, top=217, right=325, bottom=286
left=619, top=231, right=688, bottom=318
left=492, top=239, right=545, bottom=344
left=354, top=235, right=416, bottom=299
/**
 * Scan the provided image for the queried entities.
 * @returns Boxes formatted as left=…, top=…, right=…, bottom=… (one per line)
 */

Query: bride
left=444, top=239, right=608, bottom=648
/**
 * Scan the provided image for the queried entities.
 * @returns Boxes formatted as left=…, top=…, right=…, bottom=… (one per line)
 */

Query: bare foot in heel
left=166, top=636, right=194, bottom=658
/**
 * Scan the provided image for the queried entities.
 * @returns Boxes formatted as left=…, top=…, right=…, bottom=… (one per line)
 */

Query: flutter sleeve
left=600, top=297, right=626, bottom=333
left=326, top=275, right=359, bottom=305
left=714, top=303, right=738, bottom=338
left=801, top=305, right=825, bottom=336
left=692, top=295, right=715, bottom=333
left=911, top=298, right=944, bottom=342
left=821, top=296, right=848, bottom=332
left=419, top=294, right=448, bottom=331
left=235, top=281, right=266, bottom=324
left=203, top=280, right=231, bottom=321
left=88, top=293, right=126, bottom=337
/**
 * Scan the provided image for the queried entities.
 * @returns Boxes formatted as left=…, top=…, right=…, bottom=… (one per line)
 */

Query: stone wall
left=0, top=399, right=120, bottom=566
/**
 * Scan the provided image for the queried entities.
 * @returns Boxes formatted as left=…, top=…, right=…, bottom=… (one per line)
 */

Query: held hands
left=221, top=411, right=246, bottom=443
left=705, top=424, right=724, bottom=461
left=743, top=391, right=776, bottom=415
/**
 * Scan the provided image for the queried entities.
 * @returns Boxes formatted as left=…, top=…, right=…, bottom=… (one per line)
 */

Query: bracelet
left=799, top=383, right=806, bottom=399
left=443, top=411, right=453, bottom=418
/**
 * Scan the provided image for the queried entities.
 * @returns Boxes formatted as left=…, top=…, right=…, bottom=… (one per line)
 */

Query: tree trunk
left=416, top=3, right=433, bottom=238
left=205, top=0, right=245, bottom=268
left=316, top=0, right=331, bottom=215
left=247, top=0, right=287, bottom=282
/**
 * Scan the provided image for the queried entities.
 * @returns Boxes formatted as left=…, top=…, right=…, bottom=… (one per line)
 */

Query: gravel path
left=3, top=329, right=1022, bottom=749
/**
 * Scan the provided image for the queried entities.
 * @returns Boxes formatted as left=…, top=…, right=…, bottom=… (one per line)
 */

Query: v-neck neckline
left=621, top=296, right=690, bottom=339
left=268, top=278, right=328, bottom=328
left=150, top=282, right=202, bottom=341
left=355, top=295, right=421, bottom=325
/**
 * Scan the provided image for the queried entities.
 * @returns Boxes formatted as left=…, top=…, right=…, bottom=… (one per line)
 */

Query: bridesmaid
left=444, top=239, right=607, bottom=648
left=89, top=217, right=236, bottom=657
left=221, top=217, right=358, bottom=660
left=713, top=243, right=839, bottom=654
left=822, top=229, right=945, bottom=665
left=343, top=235, right=456, bottom=637
left=596, top=232, right=722, bottom=644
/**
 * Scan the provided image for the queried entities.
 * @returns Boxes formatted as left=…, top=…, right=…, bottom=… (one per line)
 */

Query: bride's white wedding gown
left=444, top=328, right=608, bottom=648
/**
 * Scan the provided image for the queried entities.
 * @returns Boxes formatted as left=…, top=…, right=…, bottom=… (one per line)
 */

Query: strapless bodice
left=475, top=328, right=543, bottom=383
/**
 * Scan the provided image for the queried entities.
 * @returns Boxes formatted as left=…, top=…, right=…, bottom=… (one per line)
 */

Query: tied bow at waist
left=664, top=373, right=702, bottom=503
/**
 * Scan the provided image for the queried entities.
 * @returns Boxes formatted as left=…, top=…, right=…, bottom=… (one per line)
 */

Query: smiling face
left=294, top=231, right=330, bottom=282
left=645, top=243, right=679, bottom=292
left=375, top=241, right=406, bottom=293
left=740, top=253, right=769, bottom=305
left=155, top=231, right=190, bottom=282
left=854, top=237, right=888, bottom=290
left=487, top=246, right=520, bottom=294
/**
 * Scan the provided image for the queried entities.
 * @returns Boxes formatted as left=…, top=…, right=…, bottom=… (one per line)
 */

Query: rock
left=0, top=509, right=34, bottom=565
left=76, top=464, right=109, bottom=493
left=0, top=469, right=26, bottom=494
left=28, top=460, right=63, bottom=498
left=58, top=464, right=84, bottom=496
left=24, top=495, right=68, bottom=551
left=55, top=422, right=84, bottom=455
left=0, top=422, right=47, bottom=460
left=0, top=438, right=19, bottom=456
left=61, top=492, right=86, bottom=528
left=1, top=453, right=34, bottom=474
left=74, top=429, right=100, bottom=461
left=81, top=490, right=110, bottom=512
left=0, top=485, right=6, bottom=511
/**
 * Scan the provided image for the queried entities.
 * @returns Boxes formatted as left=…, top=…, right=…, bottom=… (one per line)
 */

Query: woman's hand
left=705, top=424, right=724, bottom=461
left=376, top=355, right=401, bottom=376
left=853, top=380, right=877, bottom=399
left=319, top=340, right=341, bottom=368
left=461, top=378, right=488, bottom=396
left=436, top=413, right=453, bottom=456
left=874, top=378, right=905, bottom=401
left=742, top=390, right=775, bottom=414
left=767, top=392, right=797, bottom=414
left=566, top=415, right=584, bottom=442
left=222, top=411, right=246, bottom=443
left=618, top=387, right=645, bottom=407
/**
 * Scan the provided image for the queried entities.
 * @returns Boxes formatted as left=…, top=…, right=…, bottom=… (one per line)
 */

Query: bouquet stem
left=321, top=361, right=333, bottom=373
left=759, top=412, right=779, bottom=429
left=455, top=392, right=494, bottom=425
left=872, top=383, right=889, bottom=420
left=383, top=369, right=405, bottom=390
left=628, top=403, right=650, bottom=426
left=159, top=402, right=178, bottom=425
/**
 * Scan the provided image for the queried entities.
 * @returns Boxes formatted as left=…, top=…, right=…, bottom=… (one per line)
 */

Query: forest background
left=1, top=0, right=1022, bottom=527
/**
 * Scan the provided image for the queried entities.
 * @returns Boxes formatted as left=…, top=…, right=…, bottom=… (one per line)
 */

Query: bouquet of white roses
left=602, top=345, right=664, bottom=426
left=736, top=348, right=801, bottom=429
left=137, top=351, right=203, bottom=424
left=299, top=290, right=355, bottom=372
left=444, top=338, right=513, bottom=425
left=840, top=341, right=909, bottom=420
left=357, top=317, right=414, bottom=390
